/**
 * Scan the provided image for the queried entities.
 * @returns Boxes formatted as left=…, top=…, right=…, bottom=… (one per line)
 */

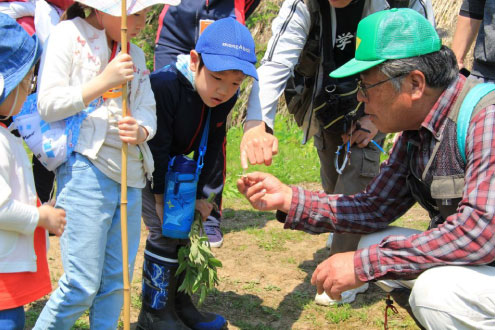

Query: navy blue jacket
left=154, top=0, right=261, bottom=69
left=149, top=63, right=236, bottom=200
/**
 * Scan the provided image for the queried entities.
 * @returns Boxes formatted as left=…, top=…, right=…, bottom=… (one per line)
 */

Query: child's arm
left=81, top=52, right=134, bottom=106
left=0, top=147, right=65, bottom=236
left=123, top=45, right=158, bottom=144
left=38, top=21, right=135, bottom=122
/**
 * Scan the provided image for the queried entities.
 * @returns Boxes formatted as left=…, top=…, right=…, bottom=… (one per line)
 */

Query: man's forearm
left=452, top=15, right=482, bottom=68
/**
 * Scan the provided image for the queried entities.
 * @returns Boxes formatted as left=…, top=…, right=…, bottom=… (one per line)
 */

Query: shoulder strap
left=196, top=107, right=211, bottom=173
left=456, top=82, right=495, bottom=164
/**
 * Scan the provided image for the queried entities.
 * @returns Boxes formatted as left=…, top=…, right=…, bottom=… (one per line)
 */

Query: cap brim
left=0, top=34, right=41, bottom=105
left=0, top=74, right=4, bottom=103
left=202, top=53, right=258, bottom=80
left=330, top=58, right=386, bottom=78
left=76, top=0, right=180, bottom=16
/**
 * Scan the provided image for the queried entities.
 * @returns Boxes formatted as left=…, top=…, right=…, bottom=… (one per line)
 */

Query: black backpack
left=283, top=0, right=413, bottom=135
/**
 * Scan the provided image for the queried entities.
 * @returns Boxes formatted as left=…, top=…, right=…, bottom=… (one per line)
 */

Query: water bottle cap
left=171, top=155, right=197, bottom=174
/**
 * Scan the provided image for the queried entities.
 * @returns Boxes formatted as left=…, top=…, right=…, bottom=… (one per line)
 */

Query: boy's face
left=190, top=50, right=246, bottom=107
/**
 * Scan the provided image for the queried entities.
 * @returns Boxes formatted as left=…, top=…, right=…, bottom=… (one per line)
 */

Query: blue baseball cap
left=0, top=13, right=42, bottom=105
left=195, top=17, right=258, bottom=80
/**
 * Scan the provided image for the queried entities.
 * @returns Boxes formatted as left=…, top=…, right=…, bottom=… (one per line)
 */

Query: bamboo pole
left=120, top=0, right=130, bottom=329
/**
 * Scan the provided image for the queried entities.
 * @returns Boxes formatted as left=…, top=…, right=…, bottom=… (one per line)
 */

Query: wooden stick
left=120, top=0, right=130, bottom=329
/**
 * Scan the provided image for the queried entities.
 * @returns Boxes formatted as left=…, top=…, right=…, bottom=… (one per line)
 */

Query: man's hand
left=237, top=172, right=292, bottom=212
left=240, top=121, right=278, bottom=169
left=311, top=251, right=365, bottom=301
left=341, top=116, right=378, bottom=148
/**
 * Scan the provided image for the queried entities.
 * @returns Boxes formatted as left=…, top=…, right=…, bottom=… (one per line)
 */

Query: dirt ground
left=25, top=183, right=429, bottom=329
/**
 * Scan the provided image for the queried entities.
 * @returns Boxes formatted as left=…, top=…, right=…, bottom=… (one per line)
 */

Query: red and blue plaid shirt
left=285, top=75, right=495, bottom=281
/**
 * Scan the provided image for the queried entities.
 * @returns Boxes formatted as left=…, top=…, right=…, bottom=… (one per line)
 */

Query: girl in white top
left=0, top=13, right=66, bottom=329
left=33, top=0, right=178, bottom=328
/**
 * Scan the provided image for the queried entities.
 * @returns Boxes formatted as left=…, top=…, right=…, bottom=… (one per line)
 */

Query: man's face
left=328, top=0, right=353, bottom=8
left=357, top=68, right=411, bottom=133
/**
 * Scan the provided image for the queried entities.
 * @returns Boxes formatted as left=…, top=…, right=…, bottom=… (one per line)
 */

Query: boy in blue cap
left=137, top=17, right=257, bottom=330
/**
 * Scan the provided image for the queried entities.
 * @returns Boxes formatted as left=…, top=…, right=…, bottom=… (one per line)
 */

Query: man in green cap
left=237, top=8, right=495, bottom=328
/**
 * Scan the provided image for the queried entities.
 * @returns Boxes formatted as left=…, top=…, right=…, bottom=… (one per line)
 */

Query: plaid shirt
left=285, top=74, right=495, bottom=281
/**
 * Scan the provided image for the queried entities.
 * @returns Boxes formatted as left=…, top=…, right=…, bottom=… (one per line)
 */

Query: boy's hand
left=38, top=204, right=66, bottom=237
left=118, top=116, right=148, bottom=144
left=154, top=194, right=164, bottom=224
left=195, top=199, right=214, bottom=221
left=101, top=52, right=134, bottom=90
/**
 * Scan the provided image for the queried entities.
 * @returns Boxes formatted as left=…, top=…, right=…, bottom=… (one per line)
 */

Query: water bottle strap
left=196, top=107, right=211, bottom=174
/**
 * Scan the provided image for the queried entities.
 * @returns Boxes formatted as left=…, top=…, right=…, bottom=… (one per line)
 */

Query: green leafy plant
left=176, top=194, right=222, bottom=306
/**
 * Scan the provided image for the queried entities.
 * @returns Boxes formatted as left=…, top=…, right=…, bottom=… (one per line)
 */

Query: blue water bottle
left=161, top=155, right=199, bottom=239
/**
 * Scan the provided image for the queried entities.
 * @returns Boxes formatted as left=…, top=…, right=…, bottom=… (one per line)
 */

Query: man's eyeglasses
left=356, top=74, right=407, bottom=99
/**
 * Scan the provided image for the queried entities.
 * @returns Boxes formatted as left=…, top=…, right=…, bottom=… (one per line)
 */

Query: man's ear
left=190, top=50, right=200, bottom=73
left=409, top=70, right=426, bottom=101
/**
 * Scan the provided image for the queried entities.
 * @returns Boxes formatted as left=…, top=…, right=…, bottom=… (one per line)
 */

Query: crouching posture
left=238, top=9, right=495, bottom=329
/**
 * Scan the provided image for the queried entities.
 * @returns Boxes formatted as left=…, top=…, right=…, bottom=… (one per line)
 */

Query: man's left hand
left=311, top=251, right=365, bottom=300
left=341, top=115, right=378, bottom=148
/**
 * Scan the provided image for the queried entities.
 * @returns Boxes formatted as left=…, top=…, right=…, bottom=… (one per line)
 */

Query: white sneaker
left=314, top=283, right=369, bottom=306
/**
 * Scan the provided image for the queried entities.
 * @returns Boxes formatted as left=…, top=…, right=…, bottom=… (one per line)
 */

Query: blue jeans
left=34, top=153, right=142, bottom=330
left=0, top=306, right=25, bottom=330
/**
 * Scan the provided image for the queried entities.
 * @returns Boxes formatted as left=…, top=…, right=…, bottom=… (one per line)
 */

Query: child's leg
left=137, top=182, right=226, bottom=330
left=89, top=186, right=142, bottom=329
left=34, top=153, right=122, bottom=329
left=200, top=148, right=226, bottom=248
left=0, top=306, right=25, bottom=330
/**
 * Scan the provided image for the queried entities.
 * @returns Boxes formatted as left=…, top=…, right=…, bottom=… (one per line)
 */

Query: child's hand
left=38, top=204, right=66, bottom=237
left=154, top=194, right=164, bottom=224
left=195, top=199, right=214, bottom=221
left=118, top=116, right=148, bottom=144
left=82, top=53, right=135, bottom=106
left=101, top=52, right=134, bottom=91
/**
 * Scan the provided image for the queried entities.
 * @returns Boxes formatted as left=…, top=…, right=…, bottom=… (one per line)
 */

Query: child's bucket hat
left=76, top=0, right=180, bottom=16
left=0, top=13, right=42, bottom=105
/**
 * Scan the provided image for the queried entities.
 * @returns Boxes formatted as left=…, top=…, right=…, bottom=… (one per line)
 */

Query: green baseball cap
left=330, top=8, right=441, bottom=78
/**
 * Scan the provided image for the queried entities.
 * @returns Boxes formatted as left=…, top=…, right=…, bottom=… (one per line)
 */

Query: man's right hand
left=240, top=121, right=279, bottom=169
left=237, top=172, right=292, bottom=212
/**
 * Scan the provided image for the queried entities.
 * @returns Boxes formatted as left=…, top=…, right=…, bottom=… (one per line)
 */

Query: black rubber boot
left=136, top=252, right=191, bottom=330
left=389, top=289, right=426, bottom=330
left=175, top=273, right=227, bottom=330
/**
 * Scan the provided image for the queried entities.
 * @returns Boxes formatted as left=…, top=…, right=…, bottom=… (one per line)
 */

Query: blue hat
left=0, top=13, right=42, bottom=105
left=195, top=17, right=258, bottom=80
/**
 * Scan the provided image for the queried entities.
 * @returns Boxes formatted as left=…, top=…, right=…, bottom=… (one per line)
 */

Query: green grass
left=224, top=115, right=321, bottom=201
left=245, top=227, right=307, bottom=252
